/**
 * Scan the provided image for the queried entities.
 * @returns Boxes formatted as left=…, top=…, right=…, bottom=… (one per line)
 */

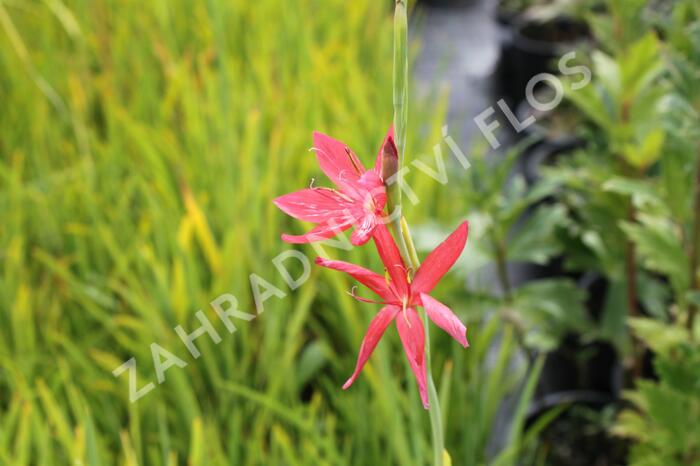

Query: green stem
left=392, top=2, right=444, bottom=465
left=424, top=314, right=444, bottom=466
left=493, top=236, right=512, bottom=302
left=491, top=231, right=533, bottom=361
left=393, top=0, right=408, bottom=166
left=388, top=0, right=411, bottom=265
left=687, top=145, right=700, bottom=336
left=623, top=163, right=642, bottom=379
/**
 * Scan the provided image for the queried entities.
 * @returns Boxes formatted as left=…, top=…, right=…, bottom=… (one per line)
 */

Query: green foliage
left=457, top=143, right=565, bottom=268
left=615, top=320, right=700, bottom=466
left=440, top=322, right=549, bottom=466
left=540, top=149, right=629, bottom=277
left=585, top=0, right=654, bottom=53
left=513, top=279, right=590, bottom=351
left=544, top=0, right=699, bottom=347
left=535, top=1, right=700, bottom=463
left=413, top=143, right=589, bottom=353
left=621, top=214, right=690, bottom=297
left=507, top=204, right=568, bottom=265
left=564, top=32, right=668, bottom=169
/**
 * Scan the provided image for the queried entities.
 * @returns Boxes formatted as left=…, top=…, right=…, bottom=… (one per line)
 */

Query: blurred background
left=1, top=0, right=699, bottom=465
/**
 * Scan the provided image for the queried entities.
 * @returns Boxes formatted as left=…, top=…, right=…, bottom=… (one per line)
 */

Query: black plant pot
left=497, top=15, right=590, bottom=105
left=527, top=390, right=615, bottom=424
left=538, top=276, right=621, bottom=394
left=537, top=337, right=622, bottom=397
left=526, top=391, right=629, bottom=466
left=526, top=276, right=627, bottom=465
left=536, top=271, right=622, bottom=394
left=520, top=137, right=584, bottom=188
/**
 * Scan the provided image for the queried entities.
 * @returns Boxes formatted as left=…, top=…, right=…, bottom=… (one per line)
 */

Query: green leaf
left=686, top=290, right=700, bottom=307
left=622, top=128, right=666, bottom=169
left=490, top=355, right=546, bottom=466
left=602, top=176, right=665, bottom=209
left=661, top=129, right=696, bottom=222
left=621, top=215, right=690, bottom=294
left=628, top=318, right=689, bottom=356
left=598, top=280, right=628, bottom=350
left=593, top=50, right=622, bottom=101
left=513, top=279, right=590, bottom=351
left=296, top=340, right=328, bottom=389
left=621, top=33, right=663, bottom=102
left=564, top=78, right=613, bottom=130
left=638, top=272, right=671, bottom=321
left=507, top=204, right=567, bottom=264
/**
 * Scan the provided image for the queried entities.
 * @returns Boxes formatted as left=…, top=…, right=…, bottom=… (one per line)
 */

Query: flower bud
left=380, top=135, right=399, bottom=184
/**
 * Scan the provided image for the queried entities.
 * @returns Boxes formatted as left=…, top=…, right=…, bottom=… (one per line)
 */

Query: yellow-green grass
left=0, top=0, right=528, bottom=464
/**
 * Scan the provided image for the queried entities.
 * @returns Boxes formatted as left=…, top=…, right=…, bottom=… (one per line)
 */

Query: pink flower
left=274, top=129, right=396, bottom=246
left=315, top=221, right=469, bottom=408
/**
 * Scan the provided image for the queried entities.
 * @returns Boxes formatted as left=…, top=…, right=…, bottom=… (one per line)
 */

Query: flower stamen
left=347, top=286, right=387, bottom=305
left=402, top=297, right=411, bottom=327
left=345, top=146, right=362, bottom=175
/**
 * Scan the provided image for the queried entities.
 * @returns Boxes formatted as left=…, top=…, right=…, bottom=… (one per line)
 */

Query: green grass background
left=0, top=1, right=527, bottom=464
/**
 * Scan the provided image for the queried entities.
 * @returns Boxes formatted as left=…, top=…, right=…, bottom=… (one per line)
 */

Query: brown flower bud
left=380, top=135, right=399, bottom=184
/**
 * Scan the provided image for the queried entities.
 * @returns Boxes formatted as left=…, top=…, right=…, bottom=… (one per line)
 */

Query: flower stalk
left=393, top=0, right=408, bottom=162
left=389, top=0, right=412, bottom=265
left=687, top=144, right=700, bottom=336
left=623, top=165, right=644, bottom=379
left=392, top=2, right=445, bottom=464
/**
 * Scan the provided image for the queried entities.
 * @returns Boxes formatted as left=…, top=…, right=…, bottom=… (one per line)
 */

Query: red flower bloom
left=274, top=129, right=396, bottom=245
left=315, top=221, right=469, bottom=408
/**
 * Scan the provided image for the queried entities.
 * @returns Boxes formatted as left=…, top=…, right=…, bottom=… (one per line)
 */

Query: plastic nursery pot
left=530, top=278, right=627, bottom=466
left=537, top=273, right=622, bottom=394
left=496, top=15, right=590, bottom=104
left=537, top=337, right=622, bottom=398
left=520, top=135, right=584, bottom=187
left=525, top=391, right=629, bottom=466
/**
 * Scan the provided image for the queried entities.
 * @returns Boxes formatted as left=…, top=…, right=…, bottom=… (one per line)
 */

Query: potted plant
left=507, top=1, right=691, bottom=459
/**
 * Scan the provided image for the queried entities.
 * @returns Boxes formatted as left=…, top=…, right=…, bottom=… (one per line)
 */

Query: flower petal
left=281, top=219, right=352, bottom=244
left=420, top=293, right=468, bottom=348
left=342, top=305, right=400, bottom=390
left=273, top=188, right=354, bottom=223
left=350, top=214, right=377, bottom=246
left=395, top=308, right=429, bottom=409
left=371, top=223, right=409, bottom=298
left=314, top=257, right=394, bottom=301
left=412, top=221, right=469, bottom=295
left=313, top=131, right=365, bottom=189
left=356, top=170, right=386, bottom=207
